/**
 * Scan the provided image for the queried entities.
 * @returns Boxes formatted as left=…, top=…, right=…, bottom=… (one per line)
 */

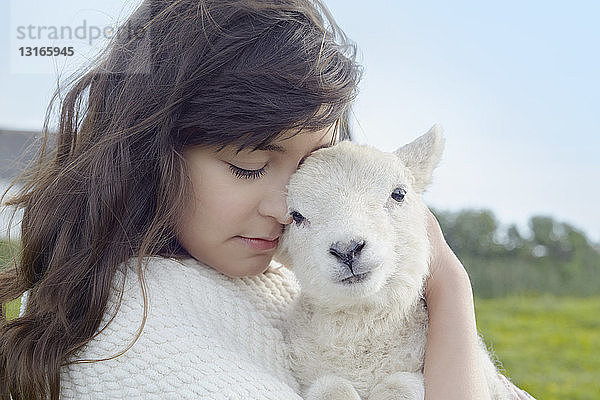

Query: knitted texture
left=59, top=256, right=302, bottom=399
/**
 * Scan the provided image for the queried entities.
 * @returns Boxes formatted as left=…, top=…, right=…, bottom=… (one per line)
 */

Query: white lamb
left=277, top=125, right=513, bottom=400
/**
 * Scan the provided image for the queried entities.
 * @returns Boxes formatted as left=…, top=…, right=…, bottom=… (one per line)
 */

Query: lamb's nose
left=329, top=240, right=366, bottom=265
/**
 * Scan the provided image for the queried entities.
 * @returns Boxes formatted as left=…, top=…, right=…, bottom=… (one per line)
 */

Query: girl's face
left=176, top=126, right=335, bottom=277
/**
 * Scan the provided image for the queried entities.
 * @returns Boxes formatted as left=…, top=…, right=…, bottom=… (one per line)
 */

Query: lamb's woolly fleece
left=57, top=256, right=303, bottom=399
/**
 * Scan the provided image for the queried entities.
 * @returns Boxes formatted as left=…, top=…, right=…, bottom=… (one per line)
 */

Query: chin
left=331, top=269, right=388, bottom=301
left=228, top=256, right=273, bottom=277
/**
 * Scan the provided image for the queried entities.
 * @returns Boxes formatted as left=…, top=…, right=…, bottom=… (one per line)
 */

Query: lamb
left=276, top=125, right=513, bottom=400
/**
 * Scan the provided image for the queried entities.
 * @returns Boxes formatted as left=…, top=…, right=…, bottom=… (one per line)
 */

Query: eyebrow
left=258, top=143, right=286, bottom=153
left=256, top=142, right=332, bottom=154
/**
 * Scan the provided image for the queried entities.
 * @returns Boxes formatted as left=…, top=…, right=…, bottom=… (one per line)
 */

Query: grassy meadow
left=4, top=297, right=20, bottom=320
left=476, top=296, right=600, bottom=400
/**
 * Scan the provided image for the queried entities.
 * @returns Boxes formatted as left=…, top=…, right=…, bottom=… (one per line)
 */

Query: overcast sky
left=1, top=0, right=599, bottom=243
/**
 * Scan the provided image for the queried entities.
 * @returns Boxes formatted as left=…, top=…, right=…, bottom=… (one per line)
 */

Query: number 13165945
left=19, top=47, right=74, bottom=56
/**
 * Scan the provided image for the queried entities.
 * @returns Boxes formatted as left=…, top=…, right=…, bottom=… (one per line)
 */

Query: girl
left=0, top=0, right=533, bottom=399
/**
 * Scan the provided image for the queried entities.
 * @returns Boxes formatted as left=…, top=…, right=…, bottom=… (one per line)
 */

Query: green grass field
left=476, top=296, right=600, bottom=400
left=4, top=297, right=20, bottom=320
left=5, top=294, right=598, bottom=399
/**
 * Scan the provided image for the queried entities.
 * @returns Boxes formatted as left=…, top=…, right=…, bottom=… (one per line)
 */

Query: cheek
left=187, top=170, right=260, bottom=223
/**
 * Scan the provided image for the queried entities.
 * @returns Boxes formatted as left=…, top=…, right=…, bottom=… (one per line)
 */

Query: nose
left=258, top=188, right=293, bottom=225
left=329, top=240, right=366, bottom=266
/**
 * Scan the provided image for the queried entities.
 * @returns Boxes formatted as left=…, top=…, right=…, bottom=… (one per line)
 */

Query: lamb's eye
left=291, top=211, right=305, bottom=224
left=391, top=187, right=407, bottom=202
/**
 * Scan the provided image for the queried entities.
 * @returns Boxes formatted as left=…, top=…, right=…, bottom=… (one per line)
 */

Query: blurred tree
left=441, top=209, right=503, bottom=257
left=431, top=208, right=600, bottom=297
left=529, top=216, right=575, bottom=262
left=504, top=223, right=527, bottom=256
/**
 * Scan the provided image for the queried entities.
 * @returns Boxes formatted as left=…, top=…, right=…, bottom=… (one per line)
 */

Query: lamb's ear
left=393, top=124, right=445, bottom=193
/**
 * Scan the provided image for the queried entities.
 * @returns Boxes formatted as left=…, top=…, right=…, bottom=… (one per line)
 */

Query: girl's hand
left=425, top=207, right=465, bottom=288
left=424, top=208, right=534, bottom=400
left=424, top=207, right=472, bottom=309
left=423, top=207, right=491, bottom=400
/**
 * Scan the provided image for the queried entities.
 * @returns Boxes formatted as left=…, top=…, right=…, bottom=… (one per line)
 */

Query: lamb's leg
left=368, top=371, right=424, bottom=400
left=304, top=375, right=362, bottom=400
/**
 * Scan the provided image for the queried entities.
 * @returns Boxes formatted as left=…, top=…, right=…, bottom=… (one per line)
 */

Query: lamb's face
left=277, top=126, right=444, bottom=307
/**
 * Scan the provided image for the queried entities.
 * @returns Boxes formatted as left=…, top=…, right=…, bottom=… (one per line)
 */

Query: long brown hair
left=0, top=0, right=361, bottom=398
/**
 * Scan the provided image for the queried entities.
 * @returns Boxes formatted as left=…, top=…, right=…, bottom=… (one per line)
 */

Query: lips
left=255, top=236, right=280, bottom=241
left=238, top=236, right=279, bottom=251
left=339, top=272, right=370, bottom=284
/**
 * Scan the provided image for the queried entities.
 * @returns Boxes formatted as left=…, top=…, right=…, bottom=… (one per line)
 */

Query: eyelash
left=227, top=142, right=330, bottom=180
left=229, top=164, right=266, bottom=180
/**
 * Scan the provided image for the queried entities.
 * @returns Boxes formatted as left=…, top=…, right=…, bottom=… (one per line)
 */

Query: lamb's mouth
left=339, top=272, right=370, bottom=285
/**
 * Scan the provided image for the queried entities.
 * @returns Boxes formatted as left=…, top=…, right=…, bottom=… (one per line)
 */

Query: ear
left=393, top=124, right=445, bottom=193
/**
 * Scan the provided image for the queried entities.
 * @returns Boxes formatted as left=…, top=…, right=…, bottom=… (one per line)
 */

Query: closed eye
left=229, top=164, right=266, bottom=180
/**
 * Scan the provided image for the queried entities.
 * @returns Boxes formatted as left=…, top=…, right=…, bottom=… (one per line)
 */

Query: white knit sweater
left=57, top=256, right=303, bottom=399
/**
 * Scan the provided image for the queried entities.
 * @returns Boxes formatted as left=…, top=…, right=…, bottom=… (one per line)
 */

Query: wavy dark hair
left=0, top=0, right=361, bottom=398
